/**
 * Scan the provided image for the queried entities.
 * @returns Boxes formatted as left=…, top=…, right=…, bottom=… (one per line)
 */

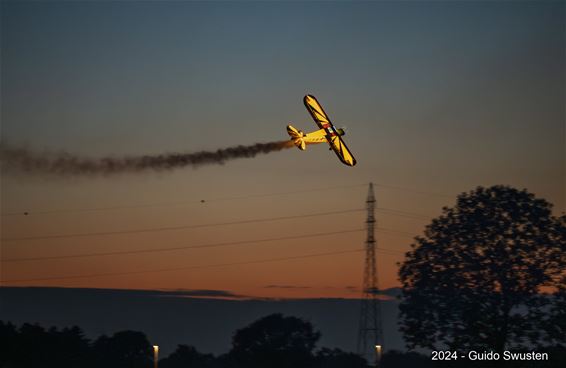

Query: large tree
left=229, top=313, right=320, bottom=368
left=399, top=185, right=565, bottom=351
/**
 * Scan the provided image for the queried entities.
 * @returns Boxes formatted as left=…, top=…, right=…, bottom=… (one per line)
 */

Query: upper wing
left=328, top=135, right=357, bottom=166
left=304, top=95, right=331, bottom=129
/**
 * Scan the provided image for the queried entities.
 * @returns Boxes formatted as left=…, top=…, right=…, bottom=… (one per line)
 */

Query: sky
left=1, top=0, right=564, bottom=299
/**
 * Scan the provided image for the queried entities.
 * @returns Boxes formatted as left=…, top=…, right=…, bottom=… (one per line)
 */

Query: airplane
left=286, top=94, right=357, bottom=166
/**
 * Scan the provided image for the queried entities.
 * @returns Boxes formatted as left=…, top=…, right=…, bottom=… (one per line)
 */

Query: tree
left=49, top=326, right=91, bottom=368
left=379, top=350, right=432, bottom=368
left=548, top=285, right=566, bottom=346
left=160, top=345, right=216, bottom=368
left=93, top=330, right=152, bottom=368
left=546, top=216, right=566, bottom=347
left=316, top=348, right=367, bottom=368
left=535, top=274, right=566, bottom=348
left=229, top=313, right=320, bottom=368
left=399, top=185, right=565, bottom=351
left=14, top=323, right=51, bottom=368
left=0, top=321, right=18, bottom=367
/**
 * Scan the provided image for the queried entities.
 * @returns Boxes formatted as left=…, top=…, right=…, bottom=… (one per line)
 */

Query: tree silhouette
left=316, top=347, right=367, bottom=368
left=13, top=323, right=52, bottom=368
left=159, top=344, right=215, bottom=368
left=93, top=330, right=152, bottom=368
left=535, top=273, right=566, bottom=348
left=399, top=186, right=565, bottom=351
left=546, top=216, right=566, bottom=347
left=0, top=321, right=19, bottom=367
left=379, top=350, right=432, bottom=368
left=49, top=326, right=91, bottom=368
left=549, top=283, right=566, bottom=346
left=229, top=313, right=320, bottom=368
left=0, top=322, right=92, bottom=368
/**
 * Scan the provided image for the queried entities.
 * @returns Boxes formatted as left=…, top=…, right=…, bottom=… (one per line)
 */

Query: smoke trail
left=0, top=141, right=294, bottom=176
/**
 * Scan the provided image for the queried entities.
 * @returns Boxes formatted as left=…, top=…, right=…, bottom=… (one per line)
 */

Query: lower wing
left=327, top=135, right=357, bottom=166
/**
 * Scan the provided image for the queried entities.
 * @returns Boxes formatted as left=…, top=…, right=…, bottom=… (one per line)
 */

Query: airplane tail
left=286, top=125, right=306, bottom=150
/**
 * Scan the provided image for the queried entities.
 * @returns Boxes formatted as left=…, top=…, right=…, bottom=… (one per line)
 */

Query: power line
left=1, top=228, right=410, bottom=263
left=2, top=182, right=451, bottom=218
left=2, top=228, right=366, bottom=262
left=1, top=207, right=421, bottom=243
left=1, top=183, right=367, bottom=217
left=1, top=247, right=404, bottom=284
left=1, top=208, right=365, bottom=242
left=372, top=182, right=453, bottom=198
left=377, top=207, right=431, bottom=220
left=1, top=248, right=368, bottom=284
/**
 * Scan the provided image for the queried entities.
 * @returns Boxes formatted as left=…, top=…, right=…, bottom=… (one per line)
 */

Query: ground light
left=153, top=345, right=159, bottom=368
left=375, top=345, right=382, bottom=368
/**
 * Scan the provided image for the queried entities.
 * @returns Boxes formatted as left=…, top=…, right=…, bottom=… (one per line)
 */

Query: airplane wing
left=304, top=95, right=331, bottom=129
left=303, top=94, right=357, bottom=166
left=329, top=135, right=357, bottom=166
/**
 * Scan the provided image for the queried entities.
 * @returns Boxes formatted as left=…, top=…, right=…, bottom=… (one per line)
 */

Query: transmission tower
left=357, top=182, right=384, bottom=366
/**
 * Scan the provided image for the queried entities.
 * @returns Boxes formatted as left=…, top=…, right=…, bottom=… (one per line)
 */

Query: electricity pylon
left=357, top=182, right=384, bottom=366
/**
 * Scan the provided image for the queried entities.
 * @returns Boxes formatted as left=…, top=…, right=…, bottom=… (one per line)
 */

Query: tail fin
left=286, top=125, right=306, bottom=150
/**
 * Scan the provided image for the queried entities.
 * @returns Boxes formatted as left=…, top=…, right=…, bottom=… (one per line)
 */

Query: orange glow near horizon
left=2, top=179, right=563, bottom=299
left=0, top=183, right=438, bottom=299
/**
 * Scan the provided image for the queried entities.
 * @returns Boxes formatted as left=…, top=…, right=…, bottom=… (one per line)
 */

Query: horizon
left=0, top=285, right=402, bottom=301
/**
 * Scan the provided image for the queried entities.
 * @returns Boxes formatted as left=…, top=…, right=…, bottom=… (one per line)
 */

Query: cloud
left=156, top=289, right=248, bottom=299
left=377, top=287, right=402, bottom=298
left=0, top=286, right=248, bottom=300
left=264, top=285, right=311, bottom=289
left=356, top=287, right=402, bottom=301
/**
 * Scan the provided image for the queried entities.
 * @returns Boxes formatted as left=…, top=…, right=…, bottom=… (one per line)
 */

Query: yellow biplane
left=287, top=95, right=357, bottom=166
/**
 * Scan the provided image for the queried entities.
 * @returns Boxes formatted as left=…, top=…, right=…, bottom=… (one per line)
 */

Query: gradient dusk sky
left=1, top=0, right=564, bottom=299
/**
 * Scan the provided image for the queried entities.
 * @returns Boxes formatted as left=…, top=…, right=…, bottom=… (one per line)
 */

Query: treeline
left=1, top=314, right=371, bottom=368
left=3, top=314, right=565, bottom=368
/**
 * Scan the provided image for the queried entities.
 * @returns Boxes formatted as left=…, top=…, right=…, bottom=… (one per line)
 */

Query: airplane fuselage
left=287, top=125, right=345, bottom=150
